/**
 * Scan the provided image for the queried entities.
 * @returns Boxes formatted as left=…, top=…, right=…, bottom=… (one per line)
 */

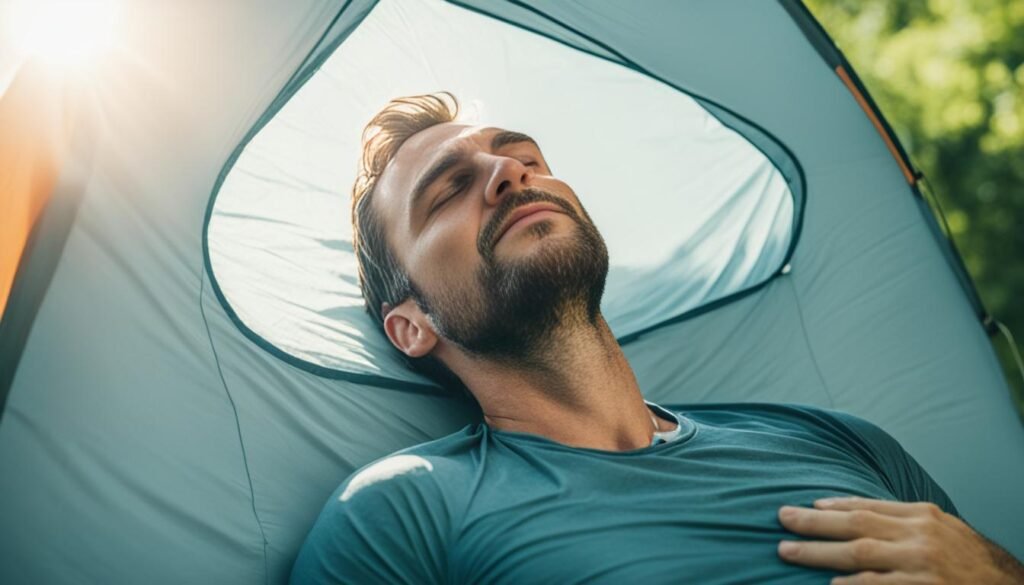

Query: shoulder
left=338, top=453, right=442, bottom=502
left=667, top=401, right=905, bottom=455
left=670, top=401, right=877, bottom=435
left=290, top=428, right=482, bottom=584
left=301, top=425, right=482, bottom=540
left=333, top=425, right=481, bottom=508
left=666, top=402, right=958, bottom=509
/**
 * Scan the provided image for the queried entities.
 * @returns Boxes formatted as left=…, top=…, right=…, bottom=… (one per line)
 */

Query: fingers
left=832, top=572, right=886, bottom=585
left=778, top=538, right=906, bottom=572
left=831, top=571, right=923, bottom=584
left=778, top=498, right=959, bottom=580
left=779, top=506, right=905, bottom=541
left=814, top=497, right=943, bottom=519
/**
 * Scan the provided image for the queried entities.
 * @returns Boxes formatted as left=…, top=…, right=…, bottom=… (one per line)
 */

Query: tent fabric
left=1, top=1, right=1021, bottom=584
left=207, top=0, right=801, bottom=386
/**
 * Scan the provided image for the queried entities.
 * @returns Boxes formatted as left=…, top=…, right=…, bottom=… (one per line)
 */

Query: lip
left=496, top=203, right=564, bottom=243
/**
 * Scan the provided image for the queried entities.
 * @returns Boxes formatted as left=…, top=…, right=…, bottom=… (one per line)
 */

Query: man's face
left=374, top=122, right=609, bottom=363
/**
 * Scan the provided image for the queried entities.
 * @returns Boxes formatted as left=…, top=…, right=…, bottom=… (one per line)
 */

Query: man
left=291, top=92, right=1023, bottom=584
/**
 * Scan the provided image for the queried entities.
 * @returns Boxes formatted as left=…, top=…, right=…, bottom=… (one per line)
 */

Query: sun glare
left=7, top=0, right=118, bottom=68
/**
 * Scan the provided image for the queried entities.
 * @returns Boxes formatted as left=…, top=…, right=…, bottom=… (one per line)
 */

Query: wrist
left=982, top=537, right=1024, bottom=585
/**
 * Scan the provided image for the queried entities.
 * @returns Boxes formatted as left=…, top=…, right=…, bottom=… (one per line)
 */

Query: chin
left=510, top=221, right=603, bottom=284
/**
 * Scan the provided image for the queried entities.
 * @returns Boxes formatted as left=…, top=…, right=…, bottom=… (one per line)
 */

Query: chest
left=450, top=442, right=892, bottom=584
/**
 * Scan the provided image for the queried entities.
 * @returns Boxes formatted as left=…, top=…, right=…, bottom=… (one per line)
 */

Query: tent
left=1, top=1, right=1021, bottom=582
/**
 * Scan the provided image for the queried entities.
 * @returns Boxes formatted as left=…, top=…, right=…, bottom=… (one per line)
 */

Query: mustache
left=479, top=188, right=580, bottom=253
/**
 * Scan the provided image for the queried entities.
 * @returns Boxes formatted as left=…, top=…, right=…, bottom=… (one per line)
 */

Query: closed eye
left=431, top=173, right=473, bottom=213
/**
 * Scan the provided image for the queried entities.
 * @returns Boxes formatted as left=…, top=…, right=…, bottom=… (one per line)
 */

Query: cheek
left=414, top=216, right=482, bottom=282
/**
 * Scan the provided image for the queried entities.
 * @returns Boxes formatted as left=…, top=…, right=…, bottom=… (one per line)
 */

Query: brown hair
left=351, top=92, right=471, bottom=399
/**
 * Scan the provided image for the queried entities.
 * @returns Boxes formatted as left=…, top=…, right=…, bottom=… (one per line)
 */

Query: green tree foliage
left=805, top=0, right=1024, bottom=416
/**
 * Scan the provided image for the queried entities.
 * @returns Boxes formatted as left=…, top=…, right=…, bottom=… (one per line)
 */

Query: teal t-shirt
left=291, top=403, right=957, bottom=584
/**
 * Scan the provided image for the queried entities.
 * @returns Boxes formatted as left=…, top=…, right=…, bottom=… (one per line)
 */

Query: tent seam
left=199, top=274, right=270, bottom=585
left=785, top=275, right=836, bottom=408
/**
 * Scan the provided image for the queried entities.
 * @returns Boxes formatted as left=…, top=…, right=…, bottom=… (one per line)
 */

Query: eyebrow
left=409, top=130, right=539, bottom=215
left=491, top=130, right=537, bottom=151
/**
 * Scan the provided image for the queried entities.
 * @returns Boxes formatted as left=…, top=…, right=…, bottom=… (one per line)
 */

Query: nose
left=483, top=155, right=534, bottom=206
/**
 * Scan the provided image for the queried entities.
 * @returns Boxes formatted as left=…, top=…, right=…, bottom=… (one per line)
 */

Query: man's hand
left=776, top=496, right=1024, bottom=584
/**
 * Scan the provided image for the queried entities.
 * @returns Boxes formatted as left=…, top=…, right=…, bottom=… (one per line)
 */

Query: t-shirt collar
left=645, top=400, right=687, bottom=446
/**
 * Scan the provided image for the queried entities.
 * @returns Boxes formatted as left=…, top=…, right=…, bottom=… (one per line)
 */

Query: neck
left=439, top=313, right=659, bottom=451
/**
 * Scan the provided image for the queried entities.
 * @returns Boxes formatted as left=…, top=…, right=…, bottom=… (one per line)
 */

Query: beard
left=410, top=187, right=609, bottom=365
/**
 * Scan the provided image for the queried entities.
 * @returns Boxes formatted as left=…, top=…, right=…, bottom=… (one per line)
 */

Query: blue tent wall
left=1, top=2, right=1021, bottom=584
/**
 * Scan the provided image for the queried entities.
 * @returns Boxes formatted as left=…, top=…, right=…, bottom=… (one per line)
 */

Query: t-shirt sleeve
left=290, top=455, right=453, bottom=585
left=825, top=409, right=960, bottom=517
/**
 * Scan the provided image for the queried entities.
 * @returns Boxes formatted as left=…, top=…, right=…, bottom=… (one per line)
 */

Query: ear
left=381, top=299, right=439, bottom=358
